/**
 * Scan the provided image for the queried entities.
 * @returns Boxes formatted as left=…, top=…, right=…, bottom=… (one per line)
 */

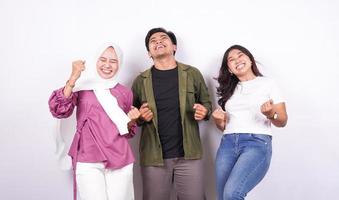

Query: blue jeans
left=215, top=133, right=272, bottom=200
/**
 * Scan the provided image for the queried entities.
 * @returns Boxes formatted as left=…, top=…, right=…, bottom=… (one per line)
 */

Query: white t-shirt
left=223, top=76, right=285, bottom=135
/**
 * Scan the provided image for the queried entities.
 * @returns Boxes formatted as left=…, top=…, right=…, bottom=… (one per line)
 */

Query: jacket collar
left=140, top=61, right=189, bottom=127
left=140, top=62, right=188, bottom=78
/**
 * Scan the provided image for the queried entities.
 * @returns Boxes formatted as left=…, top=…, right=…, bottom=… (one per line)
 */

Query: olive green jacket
left=132, top=62, right=212, bottom=166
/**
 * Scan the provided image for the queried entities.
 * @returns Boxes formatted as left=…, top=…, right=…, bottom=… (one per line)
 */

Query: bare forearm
left=270, top=113, right=288, bottom=127
left=270, top=103, right=288, bottom=127
left=63, top=79, right=76, bottom=98
left=63, top=60, right=85, bottom=98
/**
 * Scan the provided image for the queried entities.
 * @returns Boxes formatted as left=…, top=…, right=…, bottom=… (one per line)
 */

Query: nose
left=155, top=39, right=162, bottom=44
left=102, top=61, right=110, bottom=68
left=234, top=57, right=240, bottom=64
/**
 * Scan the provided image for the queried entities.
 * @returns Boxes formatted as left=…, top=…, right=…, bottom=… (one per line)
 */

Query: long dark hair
left=216, top=45, right=263, bottom=110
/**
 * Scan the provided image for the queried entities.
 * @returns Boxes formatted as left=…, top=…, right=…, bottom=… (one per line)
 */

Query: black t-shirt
left=151, top=66, right=184, bottom=159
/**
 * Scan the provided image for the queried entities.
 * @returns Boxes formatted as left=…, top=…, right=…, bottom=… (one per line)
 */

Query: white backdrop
left=1, top=0, right=339, bottom=199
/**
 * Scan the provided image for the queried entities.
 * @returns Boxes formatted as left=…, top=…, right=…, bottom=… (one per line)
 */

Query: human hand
left=193, top=103, right=208, bottom=121
left=127, top=106, right=141, bottom=122
left=261, top=99, right=274, bottom=118
left=139, top=103, right=153, bottom=122
left=69, top=60, right=86, bottom=83
left=212, top=108, right=227, bottom=123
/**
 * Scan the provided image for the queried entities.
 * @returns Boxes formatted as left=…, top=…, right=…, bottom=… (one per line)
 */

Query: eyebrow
left=228, top=51, right=243, bottom=60
left=228, top=55, right=235, bottom=60
left=100, top=57, right=118, bottom=62
left=150, top=33, right=168, bottom=41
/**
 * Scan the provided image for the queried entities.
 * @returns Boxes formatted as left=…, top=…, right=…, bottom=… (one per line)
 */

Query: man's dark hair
left=145, top=27, right=177, bottom=54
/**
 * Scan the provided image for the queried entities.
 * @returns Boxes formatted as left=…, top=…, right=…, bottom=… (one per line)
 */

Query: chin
left=99, top=73, right=114, bottom=79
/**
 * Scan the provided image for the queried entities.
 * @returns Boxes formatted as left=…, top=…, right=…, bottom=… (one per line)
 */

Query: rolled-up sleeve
left=195, top=69, right=212, bottom=120
left=48, top=87, right=78, bottom=119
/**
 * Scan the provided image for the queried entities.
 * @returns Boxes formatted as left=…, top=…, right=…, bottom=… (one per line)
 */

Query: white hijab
left=55, top=43, right=130, bottom=170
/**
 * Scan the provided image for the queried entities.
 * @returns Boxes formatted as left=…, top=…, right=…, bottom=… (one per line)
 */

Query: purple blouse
left=49, top=83, right=136, bottom=169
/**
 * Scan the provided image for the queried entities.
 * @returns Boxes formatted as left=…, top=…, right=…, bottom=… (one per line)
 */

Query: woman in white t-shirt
left=212, top=45, right=288, bottom=200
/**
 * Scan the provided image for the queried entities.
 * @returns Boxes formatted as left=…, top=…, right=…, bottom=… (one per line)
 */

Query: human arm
left=48, top=87, right=78, bottom=118
left=63, top=60, right=85, bottom=98
left=212, top=108, right=228, bottom=131
left=125, top=106, right=140, bottom=138
left=193, top=69, right=212, bottom=121
left=49, top=60, right=85, bottom=118
left=261, top=100, right=288, bottom=127
left=131, top=76, right=153, bottom=125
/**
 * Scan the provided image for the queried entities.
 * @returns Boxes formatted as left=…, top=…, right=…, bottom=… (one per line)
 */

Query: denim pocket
left=250, top=134, right=272, bottom=145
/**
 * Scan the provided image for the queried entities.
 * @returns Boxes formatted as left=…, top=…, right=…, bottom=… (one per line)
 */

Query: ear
left=173, top=45, right=177, bottom=52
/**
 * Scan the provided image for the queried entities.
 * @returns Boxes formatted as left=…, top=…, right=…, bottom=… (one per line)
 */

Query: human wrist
left=267, top=112, right=278, bottom=120
left=128, top=120, right=136, bottom=127
left=66, top=79, right=76, bottom=88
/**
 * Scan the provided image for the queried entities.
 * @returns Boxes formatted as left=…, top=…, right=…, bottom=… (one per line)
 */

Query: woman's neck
left=238, top=72, right=257, bottom=82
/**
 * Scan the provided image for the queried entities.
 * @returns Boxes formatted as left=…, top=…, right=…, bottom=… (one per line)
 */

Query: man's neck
left=153, top=56, right=177, bottom=70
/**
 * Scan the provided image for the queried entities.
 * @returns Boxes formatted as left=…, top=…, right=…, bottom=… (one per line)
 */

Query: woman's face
left=227, top=49, right=254, bottom=78
left=96, top=47, right=119, bottom=79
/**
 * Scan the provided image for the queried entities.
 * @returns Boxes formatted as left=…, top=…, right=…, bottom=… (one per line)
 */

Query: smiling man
left=132, top=27, right=212, bottom=200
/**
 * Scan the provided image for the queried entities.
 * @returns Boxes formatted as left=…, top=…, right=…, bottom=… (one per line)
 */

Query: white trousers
left=76, top=162, right=134, bottom=200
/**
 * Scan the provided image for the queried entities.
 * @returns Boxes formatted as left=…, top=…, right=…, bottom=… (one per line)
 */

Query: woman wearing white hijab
left=49, top=43, right=139, bottom=200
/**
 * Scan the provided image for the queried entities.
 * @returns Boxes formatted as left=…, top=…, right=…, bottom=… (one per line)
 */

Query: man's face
left=148, top=32, right=176, bottom=59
